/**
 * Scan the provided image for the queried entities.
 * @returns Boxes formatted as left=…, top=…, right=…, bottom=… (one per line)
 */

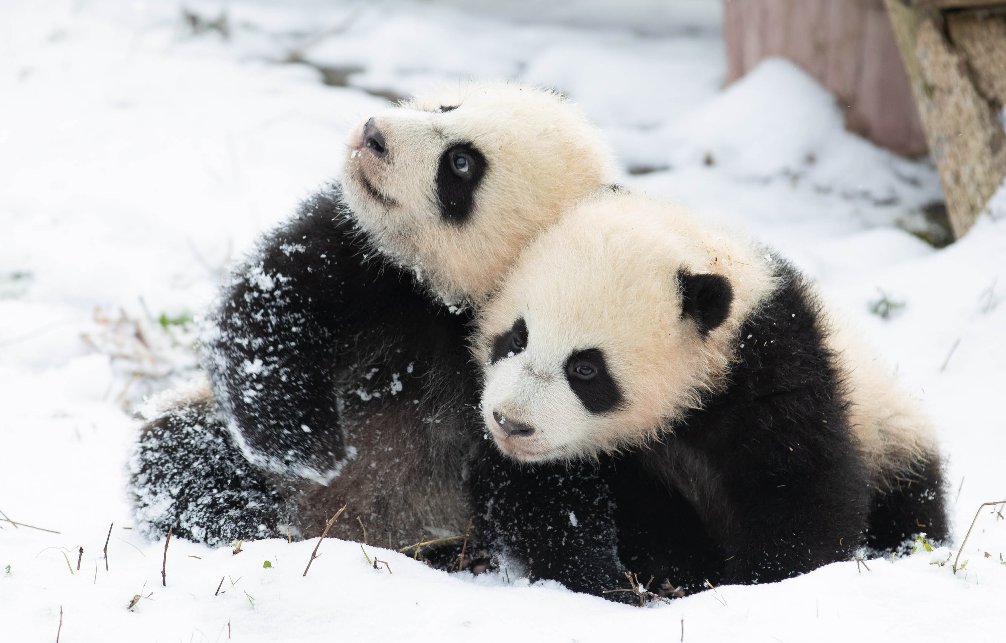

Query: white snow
left=2, top=1, right=1005, bottom=642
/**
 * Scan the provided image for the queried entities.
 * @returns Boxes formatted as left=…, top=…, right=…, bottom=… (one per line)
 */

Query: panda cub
left=131, top=81, right=616, bottom=548
left=471, top=191, right=947, bottom=600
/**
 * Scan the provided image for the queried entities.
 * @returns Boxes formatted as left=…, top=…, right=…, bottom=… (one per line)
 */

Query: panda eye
left=568, top=359, right=598, bottom=381
left=450, top=152, right=472, bottom=178
left=510, top=329, right=526, bottom=352
left=490, top=317, right=528, bottom=363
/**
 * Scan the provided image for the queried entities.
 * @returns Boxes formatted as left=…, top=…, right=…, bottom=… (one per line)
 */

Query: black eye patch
left=436, top=142, right=487, bottom=225
left=565, top=348, right=622, bottom=414
left=489, top=317, right=528, bottom=364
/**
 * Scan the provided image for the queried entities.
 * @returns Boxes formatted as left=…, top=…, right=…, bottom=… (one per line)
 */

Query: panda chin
left=489, top=433, right=561, bottom=463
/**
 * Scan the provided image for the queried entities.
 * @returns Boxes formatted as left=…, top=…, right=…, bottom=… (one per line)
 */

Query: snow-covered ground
left=2, top=1, right=1004, bottom=641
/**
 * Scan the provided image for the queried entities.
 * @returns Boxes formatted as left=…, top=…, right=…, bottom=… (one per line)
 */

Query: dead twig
left=76, top=547, right=83, bottom=571
left=602, top=571, right=669, bottom=607
left=954, top=499, right=1006, bottom=573
left=457, top=518, right=473, bottom=571
left=56, top=606, right=63, bottom=643
left=161, top=526, right=173, bottom=587
left=361, top=545, right=393, bottom=574
left=302, top=505, right=347, bottom=577
left=703, top=579, right=728, bottom=607
left=855, top=554, right=871, bottom=573
left=103, top=522, right=113, bottom=571
left=126, top=582, right=153, bottom=611
left=215, top=576, right=225, bottom=597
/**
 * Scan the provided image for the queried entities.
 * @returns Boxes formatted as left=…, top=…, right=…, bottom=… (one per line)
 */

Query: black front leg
left=469, top=443, right=635, bottom=603
left=207, top=186, right=363, bottom=481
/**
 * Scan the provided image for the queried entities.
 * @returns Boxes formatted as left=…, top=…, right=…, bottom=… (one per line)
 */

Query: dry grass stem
left=397, top=534, right=465, bottom=559
left=954, top=499, right=1006, bottom=573
left=0, top=508, right=60, bottom=534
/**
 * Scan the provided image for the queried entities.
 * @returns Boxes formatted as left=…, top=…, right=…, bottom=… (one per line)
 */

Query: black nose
left=363, top=118, right=387, bottom=157
left=492, top=410, right=535, bottom=437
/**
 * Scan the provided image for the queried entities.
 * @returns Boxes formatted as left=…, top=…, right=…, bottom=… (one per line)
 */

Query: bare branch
left=103, top=523, right=113, bottom=572
left=161, top=526, right=173, bottom=587
left=303, top=505, right=347, bottom=577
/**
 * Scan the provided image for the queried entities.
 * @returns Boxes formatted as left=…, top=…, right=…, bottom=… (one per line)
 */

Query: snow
left=2, top=1, right=1005, bottom=641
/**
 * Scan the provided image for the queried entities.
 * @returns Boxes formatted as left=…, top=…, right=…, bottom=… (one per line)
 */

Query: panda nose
left=362, top=118, right=387, bottom=157
left=492, top=410, right=535, bottom=437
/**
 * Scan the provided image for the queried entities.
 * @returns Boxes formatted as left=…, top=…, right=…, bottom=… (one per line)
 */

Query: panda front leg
left=206, top=187, right=366, bottom=483
left=469, top=443, right=639, bottom=604
left=706, top=430, right=872, bottom=585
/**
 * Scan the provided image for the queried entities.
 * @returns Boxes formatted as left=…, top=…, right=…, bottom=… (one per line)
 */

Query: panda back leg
left=864, top=451, right=949, bottom=551
left=130, top=395, right=288, bottom=545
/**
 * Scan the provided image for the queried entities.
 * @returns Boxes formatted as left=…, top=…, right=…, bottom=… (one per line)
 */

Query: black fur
left=436, top=143, right=487, bottom=224
left=864, top=452, right=949, bottom=550
left=472, top=259, right=946, bottom=600
left=565, top=348, right=623, bottom=414
left=678, top=270, right=733, bottom=336
left=131, top=397, right=289, bottom=545
left=470, top=445, right=639, bottom=604
left=490, top=317, right=527, bottom=364
left=132, top=184, right=480, bottom=543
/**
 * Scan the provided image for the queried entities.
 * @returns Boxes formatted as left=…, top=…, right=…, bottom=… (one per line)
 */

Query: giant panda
left=470, top=191, right=948, bottom=600
left=130, top=81, right=617, bottom=549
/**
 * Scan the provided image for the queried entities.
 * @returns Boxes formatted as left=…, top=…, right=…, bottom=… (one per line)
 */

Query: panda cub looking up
left=471, top=191, right=947, bottom=600
left=131, top=81, right=616, bottom=548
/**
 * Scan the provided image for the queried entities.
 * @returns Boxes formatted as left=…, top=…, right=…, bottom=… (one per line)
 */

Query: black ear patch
left=437, top=142, right=487, bottom=225
left=565, top=348, right=623, bottom=414
left=678, top=269, right=733, bottom=336
left=490, top=317, right=528, bottom=364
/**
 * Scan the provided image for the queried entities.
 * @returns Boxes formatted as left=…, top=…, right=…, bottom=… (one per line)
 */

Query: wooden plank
left=909, top=0, right=1006, bottom=9
left=884, top=0, right=1006, bottom=237
left=723, top=0, right=927, bottom=156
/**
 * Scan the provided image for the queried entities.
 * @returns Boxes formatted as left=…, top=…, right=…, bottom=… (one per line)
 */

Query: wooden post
left=884, top=0, right=1006, bottom=237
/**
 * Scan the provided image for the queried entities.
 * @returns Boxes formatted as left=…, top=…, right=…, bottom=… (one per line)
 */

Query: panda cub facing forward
left=470, top=192, right=948, bottom=599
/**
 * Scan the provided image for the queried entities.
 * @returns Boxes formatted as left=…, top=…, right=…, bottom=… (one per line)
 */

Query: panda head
left=342, top=81, right=616, bottom=303
left=474, top=192, right=775, bottom=462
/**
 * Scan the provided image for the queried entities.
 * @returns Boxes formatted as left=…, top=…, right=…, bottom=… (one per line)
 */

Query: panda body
left=472, top=192, right=948, bottom=598
left=130, top=81, right=616, bottom=547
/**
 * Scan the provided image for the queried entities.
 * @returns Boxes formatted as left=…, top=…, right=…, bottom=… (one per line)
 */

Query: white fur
left=825, top=311, right=942, bottom=490
left=341, top=80, right=617, bottom=304
left=475, top=192, right=776, bottom=461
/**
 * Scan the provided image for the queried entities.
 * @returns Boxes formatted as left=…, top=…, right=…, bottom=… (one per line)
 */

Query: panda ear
left=677, top=269, right=733, bottom=336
